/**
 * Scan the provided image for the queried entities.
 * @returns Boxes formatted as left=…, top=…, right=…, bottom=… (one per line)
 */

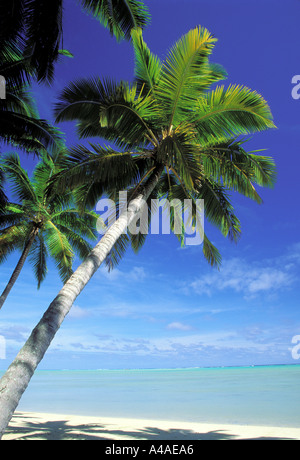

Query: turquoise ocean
left=1, top=365, right=300, bottom=427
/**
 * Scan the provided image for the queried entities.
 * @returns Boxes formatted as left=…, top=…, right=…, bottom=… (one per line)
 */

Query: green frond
left=44, top=221, right=74, bottom=283
left=105, top=233, right=130, bottom=272
left=47, top=144, right=141, bottom=201
left=51, top=209, right=99, bottom=241
left=23, top=0, right=63, bottom=83
left=80, top=0, right=150, bottom=41
left=28, top=233, right=48, bottom=289
left=201, top=139, right=277, bottom=201
left=203, top=234, right=222, bottom=268
left=3, top=154, right=38, bottom=204
left=0, top=223, right=31, bottom=263
left=0, top=110, right=64, bottom=155
left=194, top=84, right=276, bottom=145
left=247, top=154, right=277, bottom=188
left=0, top=203, right=26, bottom=228
left=197, top=178, right=241, bottom=242
left=156, top=26, right=227, bottom=129
left=131, top=28, right=162, bottom=94
left=54, top=224, right=93, bottom=261
left=55, top=77, right=158, bottom=148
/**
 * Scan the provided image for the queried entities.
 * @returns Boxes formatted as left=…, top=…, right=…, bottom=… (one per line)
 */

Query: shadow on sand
left=3, top=414, right=296, bottom=441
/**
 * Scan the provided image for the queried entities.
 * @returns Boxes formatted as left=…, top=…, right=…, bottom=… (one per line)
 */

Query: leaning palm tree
left=0, top=0, right=150, bottom=83
left=0, top=26, right=276, bottom=437
left=0, top=150, right=99, bottom=310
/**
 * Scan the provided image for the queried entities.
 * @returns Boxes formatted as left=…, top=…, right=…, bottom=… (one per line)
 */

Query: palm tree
left=0, top=0, right=150, bottom=83
left=0, top=26, right=276, bottom=437
left=0, top=150, right=99, bottom=310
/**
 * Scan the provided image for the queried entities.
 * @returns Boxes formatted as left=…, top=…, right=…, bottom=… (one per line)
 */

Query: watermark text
left=96, top=192, right=204, bottom=246
left=291, top=335, right=300, bottom=360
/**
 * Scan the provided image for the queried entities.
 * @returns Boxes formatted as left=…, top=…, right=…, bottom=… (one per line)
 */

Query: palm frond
left=28, top=233, right=48, bottom=288
left=131, top=28, right=162, bottom=94
left=196, top=178, right=241, bottom=242
left=0, top=0, right=27, bottom=55
left=0, top=110, right=64, bottom=155
left=55, top=77, right=158, bottom=148
left=24, top=0, right=63, bottom=83
left=47, top=144, right=141, bottom=200
left=44, top=221, right=74, bottom=283
left=54, top=224, right=94, bottom=261
left=80, top=0, right=150, bottom=41
left=201, top=139, right=276, bottom=202
left=156, top=26, right=227, bottom=130
left=0, top=223, right=31, bottom=263
left=203, top=234, right=222, bottom=268
left=0, top=203, right=26, bottom=228
left=3, top=154, right=38, bottom=204
left=52, top=209, right=99, bottom=241
left=194, top=84, right=276, bottom=146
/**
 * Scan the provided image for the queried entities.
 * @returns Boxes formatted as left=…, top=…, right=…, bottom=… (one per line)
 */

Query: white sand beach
left=2, top=412, right=300, bottom=441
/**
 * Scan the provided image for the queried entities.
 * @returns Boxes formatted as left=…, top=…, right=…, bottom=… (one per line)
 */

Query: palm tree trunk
left=0, top=165, right=164, bottom=439
left=0, top=228, right=39, bottom=311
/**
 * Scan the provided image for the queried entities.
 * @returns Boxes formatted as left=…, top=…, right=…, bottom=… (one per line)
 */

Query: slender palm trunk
left=0, top=166, right=163, bottom=439
left=0, top=228, right=39, bottom=311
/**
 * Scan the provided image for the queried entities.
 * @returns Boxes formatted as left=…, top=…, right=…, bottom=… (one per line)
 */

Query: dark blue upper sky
left=1, top=0, right=300, bottom=369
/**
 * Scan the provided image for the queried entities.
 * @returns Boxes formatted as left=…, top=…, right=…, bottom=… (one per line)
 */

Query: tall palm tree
left=0, top=150, right=99, bottom=310
left=0, top=26, right=276, bottom=437
left=0, top=0, right=150, bottom=83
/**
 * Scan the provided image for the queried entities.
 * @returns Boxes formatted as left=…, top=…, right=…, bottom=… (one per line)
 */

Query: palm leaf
left=203, top=234, right=222, bottom=268
left=131, top=28, right=162, bottom=94
left=55, top=77, right=158, bottom=148
left=47, top=144, right=142, bottom=200
left=44, top=221, right=74, bottom=283
left=0, top=203, right=26, bottom=228
left=0, top=223, right=31, bottom=263
left=24, top=0, right=63, bottom=83
left=80, top=0, right=150, bottom=41
left=3, top=154, right=38, bottom=204
left=200, top=139, right=276, bottom=202
left=52, top=209, right=99, bottom=241
left=28, top=233, right=48, bottom=288
left=194, top=85, right=276, bottom=145
left=196, top=178, right=241, bottom=242
left=156, top=26, right=227, bottom=130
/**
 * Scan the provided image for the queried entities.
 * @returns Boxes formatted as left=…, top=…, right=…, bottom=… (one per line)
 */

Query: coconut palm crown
left=53, top=26, right=276, bottom=269
left=0, top=150, right=99, bottom=309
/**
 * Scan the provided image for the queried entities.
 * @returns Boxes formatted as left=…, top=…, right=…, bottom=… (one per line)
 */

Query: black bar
left=99, top=441, right=201, bottom=456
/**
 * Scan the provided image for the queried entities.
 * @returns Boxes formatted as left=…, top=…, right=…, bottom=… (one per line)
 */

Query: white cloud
left=67, top=305, right=91, bottom=320
left=190, top=257, right=295, bottom=298
left=99, top=265, right=146, bottom=283
left=167, top=322, right=193, bottom=331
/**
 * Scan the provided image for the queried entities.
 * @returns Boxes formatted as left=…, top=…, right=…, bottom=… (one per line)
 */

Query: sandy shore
left=2, top=412, right=300, bottom=440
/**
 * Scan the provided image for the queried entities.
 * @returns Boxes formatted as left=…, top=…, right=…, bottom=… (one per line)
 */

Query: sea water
left=1, top=365, right=299, bottom=427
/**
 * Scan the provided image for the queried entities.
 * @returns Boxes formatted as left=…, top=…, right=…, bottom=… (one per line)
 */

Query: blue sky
left=1, top=0, right=300, bottom=369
